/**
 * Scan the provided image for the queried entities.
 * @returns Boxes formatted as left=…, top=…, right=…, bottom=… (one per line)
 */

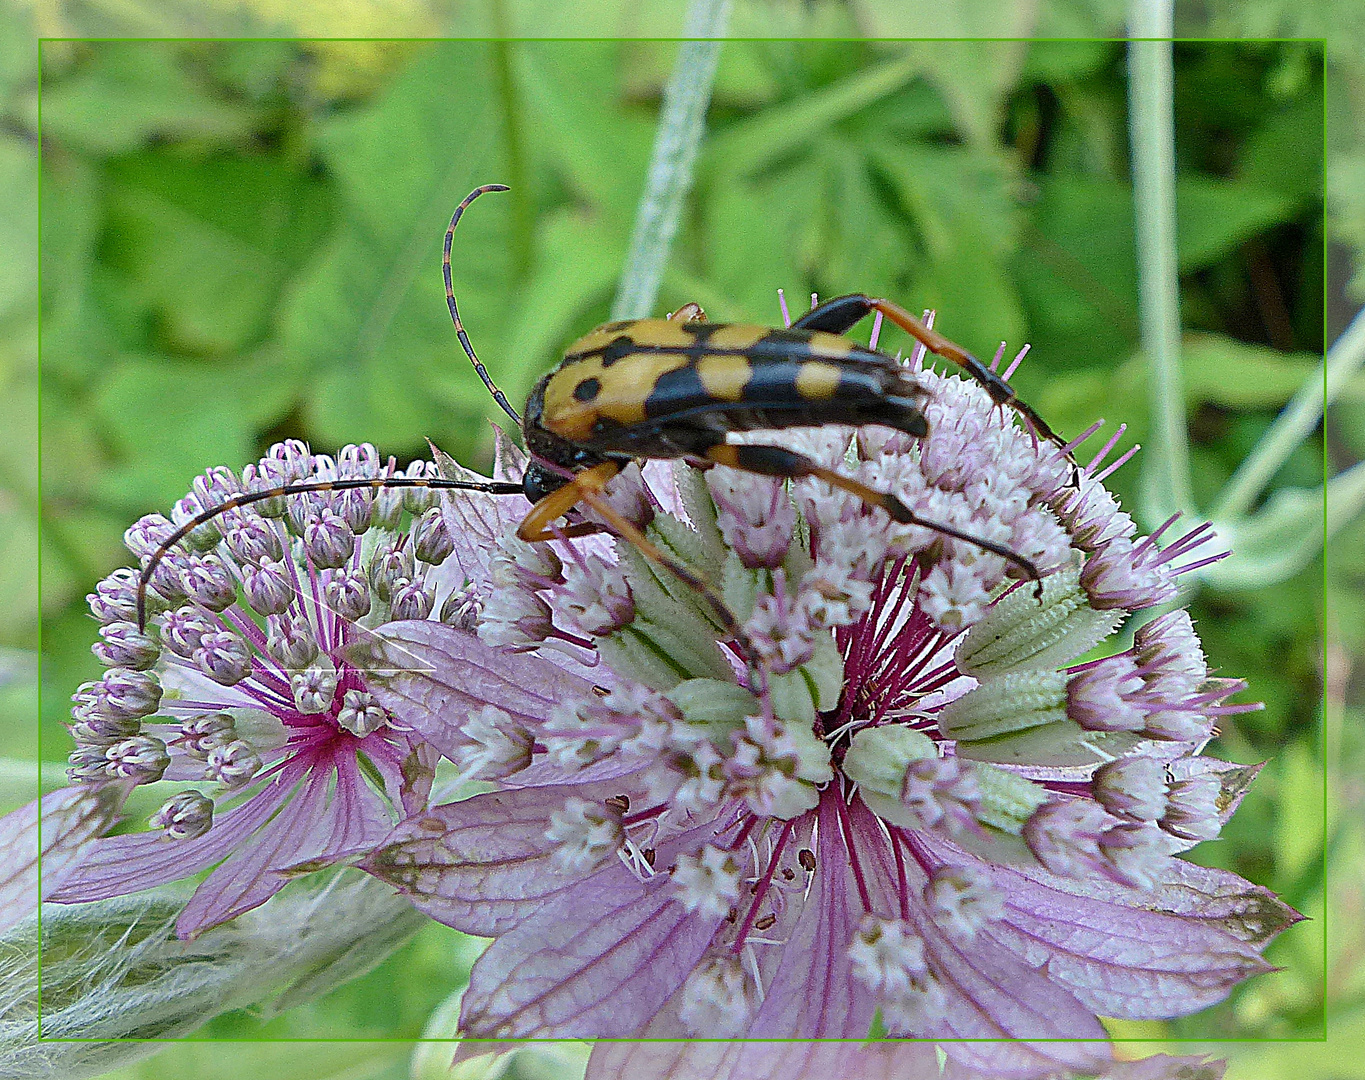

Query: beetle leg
left=520, top=460, right=767, bottom=689
left=703, top=442, right=1042, bottom=589
left=794, top=294, right=1079, bottom=485
left=789, top=294, right=879, bottom=335
left=571, top=483, right=765, bottom=684
left=516, top=462, right=623, bottom=542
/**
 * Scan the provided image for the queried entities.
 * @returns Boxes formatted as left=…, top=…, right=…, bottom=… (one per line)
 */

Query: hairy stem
left=1127, top=0, right=1193, bottom=526
left=1214, top=307, right=1365, bottom=521
left=611, top=0, right=731, bottom=320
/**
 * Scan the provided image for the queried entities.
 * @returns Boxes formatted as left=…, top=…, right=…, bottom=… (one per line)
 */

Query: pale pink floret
left=39, top=315, right=1289, bottom=1077
left=346, top=333, right=1291, bottom=1077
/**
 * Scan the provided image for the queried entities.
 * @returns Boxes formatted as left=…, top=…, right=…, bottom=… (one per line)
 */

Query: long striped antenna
left=443, top=184, right=521, bottom=424
left=135, top=474, right=523, bottom=629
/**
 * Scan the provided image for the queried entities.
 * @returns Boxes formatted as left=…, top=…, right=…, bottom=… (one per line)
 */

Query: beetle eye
left=523, top=462, right=566, bottom=503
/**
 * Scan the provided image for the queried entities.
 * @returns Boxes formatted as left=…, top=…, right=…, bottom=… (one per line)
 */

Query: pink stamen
left=989, top=341, right=1008, bottom=374
left=834, top=789, right=873, bottom=912
left=778, top=289, right=791, bottom=328
left=1002, top=342, right=1031, bottom=381
left=731, top=818, right=794, bottom=952
left=890, top=826, right=911, bottom=920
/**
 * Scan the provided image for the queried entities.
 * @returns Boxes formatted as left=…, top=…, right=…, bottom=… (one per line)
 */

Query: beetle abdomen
left=541, top=319, right=929, bottom=451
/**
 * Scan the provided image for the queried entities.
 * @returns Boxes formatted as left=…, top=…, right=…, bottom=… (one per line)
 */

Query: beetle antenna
left=135, top=474, right=524, bottom=630
left=444, top=184, right=521, bottom=425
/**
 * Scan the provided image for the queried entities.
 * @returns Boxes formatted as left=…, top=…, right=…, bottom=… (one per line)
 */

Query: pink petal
left=175, top=773, right=327, bottom=936
left=850, top=809, right=1110, bottom=1076
left=917, top=833, right=1294, bottom=1018
left=48, top=774, right=294, bottom=903
left=459, top=823, right=727, bottom=1038
left=745, top=796, right=875, bottom=1038
left=431, top=444, right=527, bottom=589
left=348, top=621, right=596, bottom=761
left=364, top=783, right=627, bottom=936
left=288, top=752, right=395, bottom=867
left=586, top=1040, right=946, bottom=1080
left=176, top=758, right=393, bottom=937
left=0, top=784, right=126, bottom=933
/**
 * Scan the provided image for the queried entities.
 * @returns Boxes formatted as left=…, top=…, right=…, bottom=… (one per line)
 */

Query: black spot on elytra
left=678, top=321, right=717, bottom=340
left=599, top=336, right=635, bottom=366
left=573, top=377, right=601, bottom=403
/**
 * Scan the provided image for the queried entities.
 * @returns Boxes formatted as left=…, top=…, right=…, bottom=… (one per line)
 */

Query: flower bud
left=266, top=614, right=319, bottom=669
left=412, top=507, right=455, bottom=565
left=206, top=739, right=262, bottom=788
left=336, top=689, right=388, bottom=737
left=304, top=510, right=355, bottom=570
left=372, top=479, right=405, bottom=530
left=439, top=582, right=482, bottom=630
left=93, top=622, right=160, bottom=671
left=160, top=606, right=219, bottom=659
left=291, top=661, right=338, bottom=714
left=401, top=461, right=437, bottom=514
left=193, top=630, right=253, bottom=685
left=321, top=567, right=372, bottom=622
left=390, top=577, right=435, bottom=621
left=174, top=712, right=236, bottom=758
left=240, top=559, right=295, bottom=616
left=105, top=735, right=171, bottom=784
left=85, top=668, right=163, bottom=722
left=67, top=742, right=114, bottom=782
left=179, top=553, right=237, bottom=612
left=122, top=513, right=175, bottom=560
left=369, top=540, right=414, bottom=602
left=171, top=492, right=221, bottom=551
left=1092, top=755, right=1169, bottom=821
left=151, top=790, right=215, bottom=840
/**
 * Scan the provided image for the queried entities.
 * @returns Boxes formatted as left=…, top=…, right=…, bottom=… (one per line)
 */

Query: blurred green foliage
left=0, top=6, right=1354, bottom=1073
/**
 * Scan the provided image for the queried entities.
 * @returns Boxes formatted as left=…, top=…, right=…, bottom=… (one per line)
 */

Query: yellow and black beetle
left=137, top=185, right=1073, bottom=638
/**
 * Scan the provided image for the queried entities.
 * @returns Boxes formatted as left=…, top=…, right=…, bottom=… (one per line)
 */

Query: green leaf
left=1021, top=39, right=1114, bottom=83
left=90, top=352, right=300, bottom=507
left=515, top=41, right=655, bottom=229
left=1239, top=87, right=1325, bottom=205
left=0, top=137, right=36, bottom=324
left=704, top=160, right=822, bottom=321
left=901, top=38, right=1032, bottom=148
left=102, top=151, right=335, bottom=354
left=285, top=43, right=510, bottom=454
left=31, top=43, right=254, bottom=156
left=875, top=143, right=1021, bottom=261
left=704, top=50, right=920, bottom=181
left=1180, top=334, right=1321, bottom=409
left=499, top=207, right=624, bottom=403
left=1026, top=176, right=1138, bottom=313
left=874, top=144, right=1026, bottom=358
left=1175, top=176, right=1300, bottom=271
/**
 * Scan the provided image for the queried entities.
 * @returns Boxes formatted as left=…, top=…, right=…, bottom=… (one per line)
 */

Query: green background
left=1, top=2, right=1361, bottom=1077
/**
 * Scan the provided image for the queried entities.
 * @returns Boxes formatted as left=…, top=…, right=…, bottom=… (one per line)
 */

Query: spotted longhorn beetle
left=137, top=184, right=1076, bottom=653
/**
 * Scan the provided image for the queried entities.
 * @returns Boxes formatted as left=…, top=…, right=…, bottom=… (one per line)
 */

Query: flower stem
left=1214, top=307, right=1365, bottom=521
left=610, top=0, right=731, bottom=320
left=1127, top=0, right=1193, bottom=526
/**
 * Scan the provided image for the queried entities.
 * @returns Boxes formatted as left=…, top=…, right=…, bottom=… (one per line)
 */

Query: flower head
left=44, top=301, right=1295, bottom=1075
left=50, top=441, right=465, bottom=938
left=352, top=310, right=1296, bottom=1076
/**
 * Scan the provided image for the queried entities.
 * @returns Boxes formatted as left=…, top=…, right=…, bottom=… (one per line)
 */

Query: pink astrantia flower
left=49, top=442, right=468, bottom=938
left=350, top=311, right=1297, bottom=1078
